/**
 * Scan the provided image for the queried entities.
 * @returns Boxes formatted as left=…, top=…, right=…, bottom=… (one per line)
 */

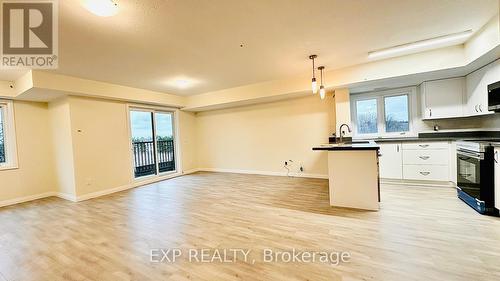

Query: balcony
left=0, top=142, right=4, bottom=163
left=132, top=139, right=175, bottom=178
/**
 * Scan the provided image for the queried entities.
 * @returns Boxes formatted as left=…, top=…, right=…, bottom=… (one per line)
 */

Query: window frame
left=0, top=100, right=18, bottom=170
left=351, top=87, right=417, bottom=139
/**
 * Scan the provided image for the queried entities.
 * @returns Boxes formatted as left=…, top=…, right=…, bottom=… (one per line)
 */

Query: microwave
left=488, top=81, right=500, bottom=112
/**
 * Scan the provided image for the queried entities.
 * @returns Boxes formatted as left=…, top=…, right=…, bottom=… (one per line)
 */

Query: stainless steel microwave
left=488, top=81, right=500, bottom=112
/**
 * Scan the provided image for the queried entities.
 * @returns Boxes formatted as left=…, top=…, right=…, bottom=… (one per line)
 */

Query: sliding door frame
left=126, top=104, right=182, bottom=183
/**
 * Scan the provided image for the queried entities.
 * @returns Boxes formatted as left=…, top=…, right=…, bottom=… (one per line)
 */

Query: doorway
left=129, top=108, right=177, bottom=179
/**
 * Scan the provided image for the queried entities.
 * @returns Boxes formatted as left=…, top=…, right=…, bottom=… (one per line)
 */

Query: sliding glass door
left=130, top=109, right=176, bottom=179
left=155, top=112, right=176, bottom=173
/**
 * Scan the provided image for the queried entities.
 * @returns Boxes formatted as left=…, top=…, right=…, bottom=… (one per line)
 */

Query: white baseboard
left=381, top=178, right=455, bottom=188
left=1, top=168, right=327, bottom=208
left=197, top=168, right=328, bottom=179
left=75, top=184, right=132, bottom=202
left=182, top=168, right=200, bottom=175
left=56, top=192, right=78, bottom=202
left=0, top=192, right=57, bottom=208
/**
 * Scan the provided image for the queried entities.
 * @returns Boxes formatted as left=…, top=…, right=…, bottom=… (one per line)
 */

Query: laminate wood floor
left=1, top=172, right=499, bottom=281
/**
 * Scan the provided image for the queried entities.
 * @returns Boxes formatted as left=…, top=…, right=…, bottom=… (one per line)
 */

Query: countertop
left=349, top=130, right=500, bottom=143
left=312, top=140, right=379, bottom=151
left=315, top=130, right=500, bottom=150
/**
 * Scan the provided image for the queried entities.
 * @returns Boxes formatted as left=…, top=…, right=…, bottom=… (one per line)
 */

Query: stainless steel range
left=456, top=141, right=497, bottom=215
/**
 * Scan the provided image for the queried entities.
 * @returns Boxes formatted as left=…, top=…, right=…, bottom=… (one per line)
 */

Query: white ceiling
left=0, top=0, right=498, bottom=96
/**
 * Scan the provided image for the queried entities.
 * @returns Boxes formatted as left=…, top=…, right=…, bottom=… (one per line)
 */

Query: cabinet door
left=422, top=78, right=464, bottom=120
left=465, top=60, right=499, bottom=116
left=495, top=148, right=500, bottom=211
left=379, top=143, right=403, bottom=179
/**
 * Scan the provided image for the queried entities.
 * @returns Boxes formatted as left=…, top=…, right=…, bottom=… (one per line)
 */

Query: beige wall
left=68, top=97, right=133, bottom=196
left=0, top=101, right=56, bottom=202
left=48, top=97, right=77, bottom=198
left=179, top=110, right=198, bottom=172
left=196, top=95, right=334, bottom=177
left=53, top=97, right=197, bottom=198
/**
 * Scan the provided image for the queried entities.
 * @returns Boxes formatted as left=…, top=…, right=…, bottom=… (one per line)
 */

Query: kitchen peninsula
left=313, top=141, right=381, bottom=211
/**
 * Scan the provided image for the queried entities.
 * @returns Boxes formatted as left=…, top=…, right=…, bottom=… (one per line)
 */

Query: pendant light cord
left=312, top=58, right=316, bottom=78
left=320, top=67, right=323, bottom=86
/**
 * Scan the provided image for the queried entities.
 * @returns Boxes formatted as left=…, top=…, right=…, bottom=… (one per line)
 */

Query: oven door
left=457, top=149, right=482, bottom=199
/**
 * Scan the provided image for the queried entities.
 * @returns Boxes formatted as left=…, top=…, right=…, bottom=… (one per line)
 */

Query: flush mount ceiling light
left=318, top=66, right=326, bottom=100
left=368, top=30, right=473, bottom=60
left=174, top=79, right=191, bottom=89
left=166, top=78, right=199, bottom=89
left=309, top=55, right=318, bottom=94
left=81, top=0, right=119, bottom=17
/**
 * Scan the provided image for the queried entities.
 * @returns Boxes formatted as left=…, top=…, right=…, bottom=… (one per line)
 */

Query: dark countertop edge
left=352, top=130, right=500, bottom=143
left=372, top=137, right=452, bottom=142
left=312, top=146, right=380, bottom=151
left=372, top=137, right=500, bottom=143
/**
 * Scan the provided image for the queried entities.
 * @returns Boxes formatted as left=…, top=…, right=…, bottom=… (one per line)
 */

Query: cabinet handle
left=475, top=105, right=479, bottom=112
left=419, top=156, right=430, bottom=160
left=495, top=151, right=498, bottom=164
left=479, top=104, right=483, bottom=112
left=420, top=172, right=430, bottom=176
left=429, top=108, right=432, bottom=117
left=397, top=144, right=400, bottom=152
left=419, top=144, right=429, bottom=148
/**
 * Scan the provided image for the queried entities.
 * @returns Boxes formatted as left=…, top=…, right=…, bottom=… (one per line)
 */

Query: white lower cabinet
left=402, top=165, right=449, bottom=181
left=402, top=149, right=449, bottom=165
left=379, top=143, right=403, bottom=179
left=379, top=141, right=451, bottom=183
left=495, top=147, right=500, bottom=210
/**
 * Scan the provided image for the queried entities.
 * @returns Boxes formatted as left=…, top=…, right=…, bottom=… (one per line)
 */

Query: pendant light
left=318, top=66, right=326, bottom=99
left=309, top=55, right=318, bottom=94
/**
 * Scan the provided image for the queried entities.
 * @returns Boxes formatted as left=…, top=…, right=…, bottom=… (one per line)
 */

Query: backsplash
left=417, top=113, right=500, bottom=132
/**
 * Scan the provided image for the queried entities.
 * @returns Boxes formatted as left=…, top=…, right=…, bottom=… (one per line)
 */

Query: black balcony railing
left=0, top=142, right=4, bottom=163
left=132, top=139, right=175, bottom=178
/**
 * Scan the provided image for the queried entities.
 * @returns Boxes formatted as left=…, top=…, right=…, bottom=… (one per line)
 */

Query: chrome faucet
left=339, top=123, right=352, bottom=143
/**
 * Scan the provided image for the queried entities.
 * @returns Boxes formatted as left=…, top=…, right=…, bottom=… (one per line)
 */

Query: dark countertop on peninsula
left=312, top=140, right=379, bottom=151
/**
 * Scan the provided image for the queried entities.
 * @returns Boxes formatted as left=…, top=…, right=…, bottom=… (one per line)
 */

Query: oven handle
left=457, top=150, right=483, bottom=160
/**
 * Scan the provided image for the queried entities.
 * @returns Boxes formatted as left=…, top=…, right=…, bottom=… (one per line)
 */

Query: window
left=356, top=99, right=378, bottom=134
left=384, top=95, right=409, bottom=133
left=0, top=100, right=17, bottom=169
left=351, top=88, right=415, bottom=137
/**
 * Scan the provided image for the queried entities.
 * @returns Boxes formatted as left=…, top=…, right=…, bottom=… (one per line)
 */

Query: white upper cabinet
left=420, top=60, right=499, bottom=119
left=465, top=61, right=498, bottom=117
left=421, top=77, right=465, bottom=120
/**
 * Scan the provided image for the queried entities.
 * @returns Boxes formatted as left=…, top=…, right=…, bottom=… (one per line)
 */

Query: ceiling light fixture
left=309, top=55, right=318, bottom=94
left=175, top=79, right=191, bottom=89
left=81, top=0, right=119, bottom=17
left=368, top=30, right=473, bottom=59
left=318, top=66, right=326, bottom=100
left=166, top=77, right=199, bottom=89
